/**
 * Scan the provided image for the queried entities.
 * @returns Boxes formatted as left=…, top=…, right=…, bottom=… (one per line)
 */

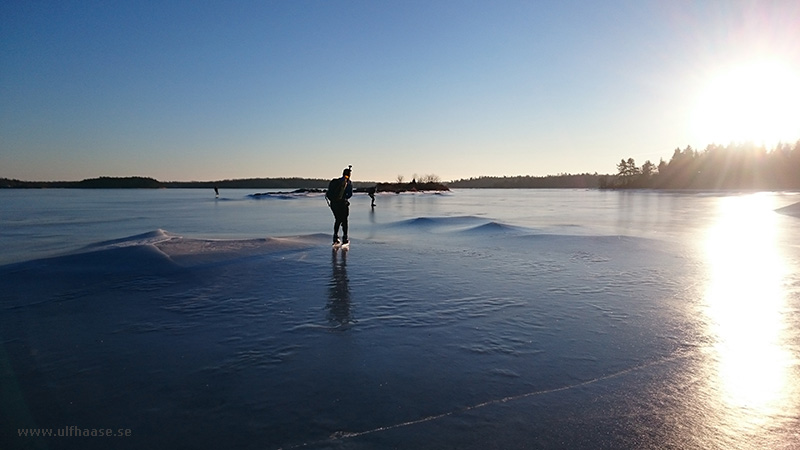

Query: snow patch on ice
left=81, top=229, right=176, bottom=250
left=776, top=201, right=800, bottom=218
left=27, top=230, right=331, bottom=269
left=459, top=221, right=528, bottom=235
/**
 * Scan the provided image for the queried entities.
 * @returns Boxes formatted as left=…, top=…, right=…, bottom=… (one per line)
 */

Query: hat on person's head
left=343, top=167, right=352, bottom=177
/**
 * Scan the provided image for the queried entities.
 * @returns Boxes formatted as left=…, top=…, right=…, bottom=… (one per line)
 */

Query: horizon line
left=0, top=173, right=610, bottom=185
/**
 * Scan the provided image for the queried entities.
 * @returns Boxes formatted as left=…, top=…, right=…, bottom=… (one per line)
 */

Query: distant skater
left=368, top=186, right=376, bottom=208
left=214, top=186, right=219, bottom=198
left=326, top=166, right=353, bottom=245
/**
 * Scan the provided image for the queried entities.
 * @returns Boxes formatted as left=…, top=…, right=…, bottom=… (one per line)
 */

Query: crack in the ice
left=277, top=350, right=692, bottom=449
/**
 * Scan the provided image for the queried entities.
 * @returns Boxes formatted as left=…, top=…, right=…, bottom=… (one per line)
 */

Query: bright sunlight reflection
left=703, top=194, right=793, bottom=427
left=692, top=59, right=800, bottom=148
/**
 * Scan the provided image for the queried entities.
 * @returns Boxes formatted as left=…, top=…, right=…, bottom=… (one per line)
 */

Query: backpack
left=326, top=177, right=346, bottom=201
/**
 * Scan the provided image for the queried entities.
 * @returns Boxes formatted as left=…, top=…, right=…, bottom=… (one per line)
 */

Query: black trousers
left=330, top=201, right=349, bottom=240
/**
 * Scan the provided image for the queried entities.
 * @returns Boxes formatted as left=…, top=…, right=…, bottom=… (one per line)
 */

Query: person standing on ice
left=367, top=186, right=376, bottom=208
left=326, top=166, right=353, bottom=245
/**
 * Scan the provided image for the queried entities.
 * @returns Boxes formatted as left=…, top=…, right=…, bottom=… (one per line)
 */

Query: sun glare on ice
left=702, top=194, right=796, bottom=434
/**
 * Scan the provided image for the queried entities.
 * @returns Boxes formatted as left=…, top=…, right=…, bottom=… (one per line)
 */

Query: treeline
left=0, top=176, right=376, bottom=189
left=167, top=177, right=332, bottom=189
left=375, top=180, right=450, bottom=192
left=5, top=142, right=798, bottom=190
left=449, top=174, right=602, bottom=189
left=0, top=176, right=163, bottom=188
left=607, top=140, right=800, bottom=190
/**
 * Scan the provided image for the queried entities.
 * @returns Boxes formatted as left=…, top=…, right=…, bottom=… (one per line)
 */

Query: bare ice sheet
left=2, top=191, right=800, bottom=449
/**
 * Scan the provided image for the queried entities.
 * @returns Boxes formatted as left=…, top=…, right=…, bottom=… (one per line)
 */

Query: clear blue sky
left=2, top=0, right=799, bottom=182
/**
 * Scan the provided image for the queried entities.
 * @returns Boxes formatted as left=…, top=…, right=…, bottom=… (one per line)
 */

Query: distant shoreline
left=0, top=176, right=451, bottom=192
left=0, top=176, right=345, bottom=190
left=3, top=172, right=798, bottom=191
left=0, top=174, right=604, bottom=190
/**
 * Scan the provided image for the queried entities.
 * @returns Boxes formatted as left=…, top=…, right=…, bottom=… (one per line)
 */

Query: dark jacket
left=327, top=177, right=353, bottom=203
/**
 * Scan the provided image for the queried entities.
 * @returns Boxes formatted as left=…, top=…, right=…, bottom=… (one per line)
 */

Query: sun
left=691, top=59, right=800, bottom=148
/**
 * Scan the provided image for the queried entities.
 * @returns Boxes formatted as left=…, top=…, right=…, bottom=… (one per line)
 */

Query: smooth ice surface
left=2, top=189, right=800, bottom=449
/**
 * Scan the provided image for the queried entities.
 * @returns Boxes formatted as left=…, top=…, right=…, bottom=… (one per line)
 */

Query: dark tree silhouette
left=612, top=140, right=800, bottom=190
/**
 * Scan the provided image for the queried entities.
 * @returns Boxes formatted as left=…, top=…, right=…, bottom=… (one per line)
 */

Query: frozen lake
left=2, top=188, right=799, bottom=449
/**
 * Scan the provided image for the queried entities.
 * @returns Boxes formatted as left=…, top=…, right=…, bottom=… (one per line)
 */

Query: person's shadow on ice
left=327, top=250, right=352, bottom=328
